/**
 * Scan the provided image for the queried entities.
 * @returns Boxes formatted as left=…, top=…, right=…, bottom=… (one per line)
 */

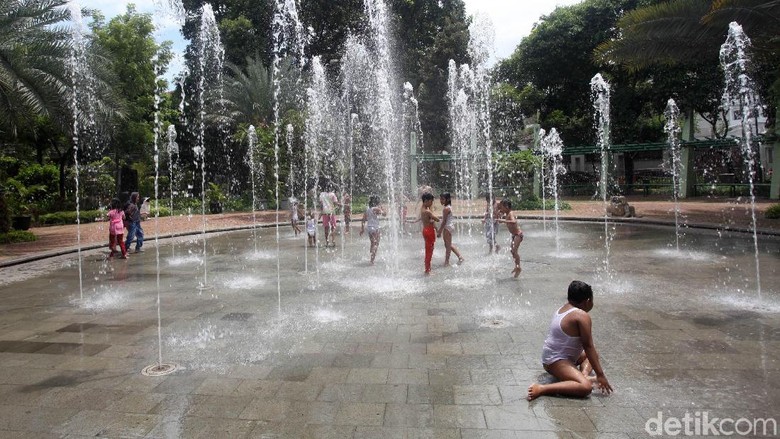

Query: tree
left=496, top=0, right=667, bottom=146
left=91, top=5, right=173, bottom=190
left=594, top=0, right=780, bottom=136
left=0, top=0, right=70, bottom=138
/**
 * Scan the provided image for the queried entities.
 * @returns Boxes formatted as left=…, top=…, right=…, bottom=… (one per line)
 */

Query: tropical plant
left=0, top=0, right=71, bottom=137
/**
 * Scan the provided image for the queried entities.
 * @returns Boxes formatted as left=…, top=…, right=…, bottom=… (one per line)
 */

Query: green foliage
left=38, top=207, right=171, bottom=226
left=765, top=204, right=780, bottom=220
left=0, top=230, right=37, bottom=244
left=503, top=196, right=572, bottom=211
left=206, top=183, right=227, bottom=203
left=0, top=0, right=71, bottom=136
left=38, top=210, right=104, bottom=225
left=0, top=189, right=9, bottom=233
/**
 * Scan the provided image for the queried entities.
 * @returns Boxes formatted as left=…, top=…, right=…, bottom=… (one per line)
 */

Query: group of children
left=290, top=191, right=613, bottom=401
left=105, top=192, right=146, bottom=259
left=418, top=192, right=524, bottom=277
left=290, top=188, right=524, bottom=277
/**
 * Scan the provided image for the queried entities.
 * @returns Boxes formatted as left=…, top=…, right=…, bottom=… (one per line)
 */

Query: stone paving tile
left=433, top=404, right=486, bottom=429
left=407, top=385, right=455, bottom=405
left=147, top=416, right=256, bottom=438
left=429, top=368, right=472, bottom=387
left=453, top=385, right=502, bottom=405
left=184, top=394, right=254, bottom=419
left=361, top=384, right=408, bottom=403
left=54, top=409, right=160, bottom=437
left=371, top=353, right=410, bottom=368
left=583, top=407, right=647, bottom=433
left=334, top=402, right=386, bottom=426
left=193, top=376, right=243, bottom=395
left=388, top=368, right=429, bottom=385
left=354, top=426, right=406, bottom=439
left=0, top=404, right=79, bottom=433
left=482, top=405, right=554, bottom=431
left=532, top=406, right=598, bottom=432
left=347, top=368, right=389, bottom=384
left=383, top=403, right=434, bottom=428
left=318, top=383, right=365, bottom=402
left=446, top=355, right=488, bottom=370
left=470, top=369, right=517, bottom=385
left=275, top=381, right=323, bottom=401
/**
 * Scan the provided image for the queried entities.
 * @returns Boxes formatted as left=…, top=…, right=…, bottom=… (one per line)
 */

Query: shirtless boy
left=496, top=199, right=523, bottom=277
left=527, top=280, right=613, bottom=400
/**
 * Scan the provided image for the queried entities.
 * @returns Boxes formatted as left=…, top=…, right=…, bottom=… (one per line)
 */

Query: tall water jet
left=195, top=4, right=224, bottom=290
left=166, top=125, right=178, bottom=257
left=541, top=129, right=566, bottom=254
left=664, top=98, right=683, bottom=252
left=67, top=1, right=95, bottom=301
left=446, top=14, right=496, bottom=230
left=142, top=59, right=176, bottom=376
left=720, top=22, right=762, bottom=296
left=247, top=126, right=259, bottom=254
left=362, top=0, right=405, bottom=265
left=591, top=73, right=613, bottom=277
left=273, top=0, right=307, bottom=310
left=537, top=128, right=548, bottom=231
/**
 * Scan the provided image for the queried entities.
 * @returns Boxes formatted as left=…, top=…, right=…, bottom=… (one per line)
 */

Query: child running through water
left=289, top=198, right=301, bottom=236
left=342, top=193, right=352, bottom=234
left=420, top=192, right=439, bottom=274
left=497, top=199, right=523, bottom=277
left=527, top=280, right=613, bottom=401
left=359, top=194, right=385, bottom=265
left=106, top=198, right=128, bottom=259
left=306, top=212, right=317, bottom=247
left=437, top=192, right=464, bottom=266
left=482, top=193, right=501, bottom=254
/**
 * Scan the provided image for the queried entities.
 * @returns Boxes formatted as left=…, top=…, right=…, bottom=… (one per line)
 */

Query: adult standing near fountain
left=124, top=192, right=145, bottom=253
left=420, top=192, right=439, bottom=275
left=318, top=184, right=339, bottom=247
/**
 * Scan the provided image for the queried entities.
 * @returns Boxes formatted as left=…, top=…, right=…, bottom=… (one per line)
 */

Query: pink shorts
left=321, top=214, right=336, bottom=229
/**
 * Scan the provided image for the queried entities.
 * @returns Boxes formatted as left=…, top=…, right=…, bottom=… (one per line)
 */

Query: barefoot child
left=359, top=194, right=385, bottom=265
left=342, top=193, right=352, bottom=234
left=290, top=198, right=301, bottom=236
left=437, top=192, right=463, bottom=265
left=419, top=192, right=439, bottom=274
left=306, top=212, right=317, bottom=247
left=106, top=198, right=128, bottom=259
left=497, top=199, right=523, bottom=277
left=482, top=193, right=500, bottom=254
left=527, top=280, right=613, bottom=400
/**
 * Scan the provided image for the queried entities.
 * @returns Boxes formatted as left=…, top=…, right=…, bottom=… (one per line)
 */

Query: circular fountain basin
left=0, top=220, right=777, bottom=431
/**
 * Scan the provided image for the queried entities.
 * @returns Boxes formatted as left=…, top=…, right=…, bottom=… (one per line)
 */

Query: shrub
left=766, top=204, right=780, bottom=219
left=504, top=196, right=571, bottom=211
left=38, top=210, right=105, bottom=225
left=0, top=230, right=37, bottom=244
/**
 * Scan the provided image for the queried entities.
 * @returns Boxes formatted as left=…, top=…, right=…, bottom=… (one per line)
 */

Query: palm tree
left=594, top=0, right=780, bottom=69
left=0, top=0, right=71, bottom=138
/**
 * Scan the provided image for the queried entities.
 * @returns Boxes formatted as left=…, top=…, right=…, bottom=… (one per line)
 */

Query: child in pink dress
left=107, top=198, right=128, bottom=259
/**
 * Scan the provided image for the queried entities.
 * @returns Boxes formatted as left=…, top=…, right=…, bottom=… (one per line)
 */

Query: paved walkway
left=2, top=196, right=778, bottom=266
left=0, top=196, right=778, bottom=438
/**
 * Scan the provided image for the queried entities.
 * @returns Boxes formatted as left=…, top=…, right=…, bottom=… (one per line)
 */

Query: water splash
left=720, top=22, right=762, bottom=298
left=195, top=4, right=225, bottom=290
left=664, top=98, right=683, bottom=252
left=540, top=129, right=566, bottom=255
left=591, top=74, right=614, bottom=279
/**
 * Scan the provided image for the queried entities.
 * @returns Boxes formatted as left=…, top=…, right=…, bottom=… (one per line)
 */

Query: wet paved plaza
left=0, top=220, right=778, bottom=438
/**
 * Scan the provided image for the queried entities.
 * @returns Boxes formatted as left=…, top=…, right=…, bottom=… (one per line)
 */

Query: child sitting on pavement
left=527, top=280, right=613, bottom=400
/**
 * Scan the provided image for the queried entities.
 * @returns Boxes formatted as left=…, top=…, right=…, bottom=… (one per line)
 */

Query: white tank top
left=541, top=307, right=584, bottom=365
left=366, top=207, right=380, bottom=231
left=442, top=205, right=455, bottom=231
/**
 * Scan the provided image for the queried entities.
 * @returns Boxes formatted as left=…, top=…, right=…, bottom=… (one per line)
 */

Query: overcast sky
left=80, top=0, right=584, bottom=80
